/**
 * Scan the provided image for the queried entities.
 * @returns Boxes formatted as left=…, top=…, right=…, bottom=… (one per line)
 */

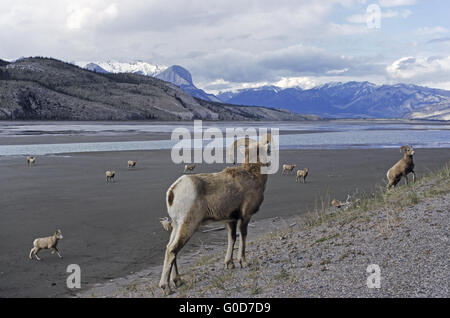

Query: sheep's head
left=55, top=229, right=63, bottom=240
left=400, top=145, right=415, bottom=157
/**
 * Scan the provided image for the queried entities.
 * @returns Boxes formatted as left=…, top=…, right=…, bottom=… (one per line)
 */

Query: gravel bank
left=80, top=163, right=450, bottom=298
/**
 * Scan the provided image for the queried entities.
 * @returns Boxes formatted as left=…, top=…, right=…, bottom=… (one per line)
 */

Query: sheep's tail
left=160, top=217, right=173, bottom=232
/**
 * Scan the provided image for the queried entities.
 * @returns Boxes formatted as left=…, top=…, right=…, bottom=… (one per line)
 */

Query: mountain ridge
left=0, top=57, right=316, bottom=121
left=218, top=81, right=450, bottom=120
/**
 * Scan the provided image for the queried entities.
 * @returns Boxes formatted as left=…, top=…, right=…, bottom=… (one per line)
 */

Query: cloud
left=66, top=3, right=118, bottom=30
left=416, top=26, right=449, bottom=36
left=378, top=0, right=416, bottom=7
left=386, top=56, right=450, bottom=83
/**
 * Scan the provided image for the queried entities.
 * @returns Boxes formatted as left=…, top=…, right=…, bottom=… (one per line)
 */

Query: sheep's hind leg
left=171, top=258, right=183, bottom=288
left=237, top=219, right=250, bottom=268
left=159, top=222, right=197, bottom=295
left=34, top=248, right=41, bottom=261
left=29, top=247, right=35, bottom=260
left=224, top=221, right=237, bottom=269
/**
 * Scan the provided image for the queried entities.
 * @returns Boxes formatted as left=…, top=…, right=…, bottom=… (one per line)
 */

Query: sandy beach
left=0, top=147, right=449, bottom=297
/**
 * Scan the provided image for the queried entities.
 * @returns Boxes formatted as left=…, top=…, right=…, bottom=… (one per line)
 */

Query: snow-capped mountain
left=76, top=61, right=221, bottom=102
left=218, top=82, right=450, bottom=120
left=75, top=61, right=166, bottom=77
left=156, top=65, right=221, bottom=102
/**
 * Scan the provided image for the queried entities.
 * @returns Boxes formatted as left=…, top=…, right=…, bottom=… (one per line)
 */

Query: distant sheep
left=26, top=156, right=36, bottom=165
left=296, top=168, right=309, bottom=183
left=29, top=229, right=63, bottom=261
left=184, top=164, right=196, bottom=173
left=282, top=164, right=296, bottom=175
left=387, top=146, right=416, bottom=189
left=128, top=160, right=137, bottom=168
left=106, top=170, right=116, bottom=183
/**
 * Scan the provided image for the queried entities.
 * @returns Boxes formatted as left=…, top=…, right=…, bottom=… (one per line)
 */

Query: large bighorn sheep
left=184, top=164, right=196, bottom=173
left=158, top=134, right=272, bottom=295
left=128, top=160, right=137, bottom=168
left=387, top=146, right=416, bottom=189
left=282, top=164, right=296, bottom=174
left=296, top=168, right=309, bottom=183
left=26, top=156, right=36, bottom=165
left=106, top=170, right=116, bottom=183
left=29, top=229, right=63, bottom=261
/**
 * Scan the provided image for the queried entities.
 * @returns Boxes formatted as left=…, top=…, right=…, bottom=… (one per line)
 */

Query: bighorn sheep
left=296, top=168, right=309, bottom=183
left=26, top=156, right=36, bottom=165
left=106, top=170, right=116, bottom=183
left=29, top=229, right=63, bottom=261
left=282, top=164, right=296, bottom=174
left=184, top=164, right=196, bottom=173
left=158, top=134, right=272, bottom=295
left=128, top=160, right=137, bottom=168
left=387, top=146, right=416, bottom=189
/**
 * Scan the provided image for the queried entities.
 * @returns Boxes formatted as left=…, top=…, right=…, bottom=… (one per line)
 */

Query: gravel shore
left=80, top=163, right=450, bottom=298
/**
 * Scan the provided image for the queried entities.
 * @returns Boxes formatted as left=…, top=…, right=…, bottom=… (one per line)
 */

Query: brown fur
left=387, top=146, right=416, bottom=189
left=296, top=168, right=309, bottom=183
left=159, top=136, right=271, bottom=295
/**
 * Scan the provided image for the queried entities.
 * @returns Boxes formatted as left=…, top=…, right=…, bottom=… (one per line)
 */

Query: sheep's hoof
left=173, top=277, right=183, bottom=288
left=238, top=259, right=248, bottom=268
left=225, top=261, right=235, bottom=270
left=159, top=284, right=173, bottom=296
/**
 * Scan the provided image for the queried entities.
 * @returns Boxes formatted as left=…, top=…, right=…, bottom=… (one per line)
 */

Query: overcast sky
left=1, top=0, right=449, bottom=92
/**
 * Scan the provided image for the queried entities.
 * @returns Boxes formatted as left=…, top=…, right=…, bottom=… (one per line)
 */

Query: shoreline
left=1, top=147, right=449, bottom=297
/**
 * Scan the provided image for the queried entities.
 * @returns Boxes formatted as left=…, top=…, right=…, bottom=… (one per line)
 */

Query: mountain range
left=217, top=82, right=450, bottom=120
left=77, top=60, right=450, bottom=120
left=0, top=57, right=314, bottom=121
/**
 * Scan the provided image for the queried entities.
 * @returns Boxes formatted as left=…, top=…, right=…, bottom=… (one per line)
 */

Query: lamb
left=184, top=164, right=196, bottom=173
left=106, top=170, right=116, bottom=183
left=282, top=164, right=296, bottom=174
left=296, top=168, right=309, bottom=183
left=26, top=156, right=36, bottom=165
left=386, top=146, right=416, bottom=189
left=128, top=160, right=137, bottom=168
left=158, top=134, right=272, bottom=295
left=29, top=229, right=63, bottom=261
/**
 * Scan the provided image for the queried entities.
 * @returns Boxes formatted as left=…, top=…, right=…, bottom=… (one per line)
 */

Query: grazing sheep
left=282, top=164, right=296, bottom=174
left=128, top=160, right=137, bottom=168
left=26, top=156, right=36, bottom=165
left=296, top=168, right=309, bottom=183
left=29, top=229, right=63, bottom=261
left=387, top=146, right=416, bottom=189
left=158, top=134, right=272, bottom=295
left=184, top=164, right=196, bottom=173
left=106, top=170, right=116, bottom=183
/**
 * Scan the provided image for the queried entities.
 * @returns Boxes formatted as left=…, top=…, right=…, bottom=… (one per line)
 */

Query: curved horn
left=229, top=137, right=258, bottom=164
left=400, top=145, right=408, bottom=153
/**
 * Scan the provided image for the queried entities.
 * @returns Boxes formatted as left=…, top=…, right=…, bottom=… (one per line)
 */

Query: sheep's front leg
left=237, top=219, right=249, bottom=268
left=412, top=171, right=416, bottom=183
left=53, top=247, right=63, bottom=259
left=224, top=221, right=237, bottom=269
left=404, top=174, right=409, bottom=185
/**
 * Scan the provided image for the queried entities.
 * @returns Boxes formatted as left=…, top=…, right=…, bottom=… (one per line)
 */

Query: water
left=0, top=120, right=449, bottom=156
